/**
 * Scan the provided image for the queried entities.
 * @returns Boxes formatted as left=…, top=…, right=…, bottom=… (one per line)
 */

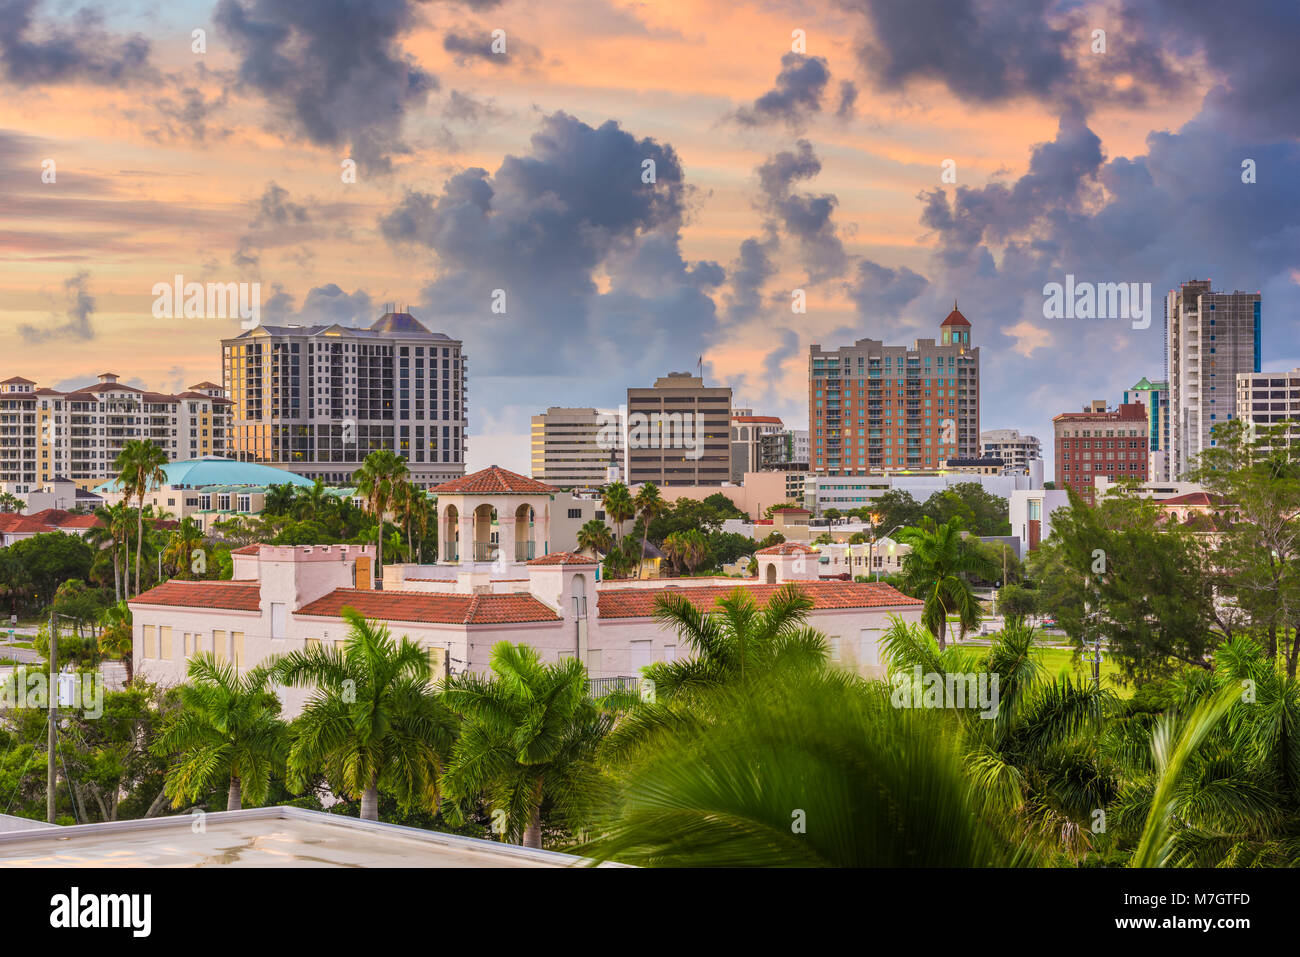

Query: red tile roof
left=431, top=465, right=558, bottom=495
left=597, top=580, right=921, bottom=619
left=231, top=544, right=263, bottom=555
left=526, top=550, right=598, bottom=565
left=731, top=415, right=783, bottom=424
left=130, top=579, right=262, bottom=611
left=295, top=588, right=561, bottom=625
left=0, top=510, right=102, bottom=534
left=0, top=376, right=35, bottom=384
left=1160, top=492, right=1223, bottom=507
left=755, top=542, right=817, bottom=555
left=941, top=308, right=971, bottom=327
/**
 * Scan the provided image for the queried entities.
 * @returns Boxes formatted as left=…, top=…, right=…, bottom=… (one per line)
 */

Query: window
left=567, top=508, right=582, bottom=519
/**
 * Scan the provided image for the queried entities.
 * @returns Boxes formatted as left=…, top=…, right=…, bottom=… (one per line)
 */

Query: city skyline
left=2, top=0, right=1297, bottom=479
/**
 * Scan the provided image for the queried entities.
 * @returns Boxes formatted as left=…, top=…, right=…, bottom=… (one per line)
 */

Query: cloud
left=262, top=282, right=375, bottom=326
left=377, top=109, right=723, bottom=416
left=756, top=139, right=849, bottom=282
left=734, top=52, right=831, bottom=127
left=725, top=232, right=779, bottom=322
left=847, top=259, right=928, bottom=321
left=18, top=271, right=95, bottom=342
left=233, top=181, right=319, bottom=269
left=1002, top=319, right=1053, bottom=357
left=0, top=0, right=153, bottom=87
left=840, top=0, right=1188, bottom=113
left=442, top=28, right=539, bottom=66
left=836, top=80, right=858, bottom=119
left=213, top=0, right=436, bottom=174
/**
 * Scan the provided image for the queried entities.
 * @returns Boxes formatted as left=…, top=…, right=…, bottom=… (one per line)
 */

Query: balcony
left=515, top=541, right=535, bottom=562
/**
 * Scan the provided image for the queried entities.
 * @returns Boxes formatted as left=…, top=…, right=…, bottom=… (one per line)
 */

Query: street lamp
left=869, top=524, right=904, bottom=581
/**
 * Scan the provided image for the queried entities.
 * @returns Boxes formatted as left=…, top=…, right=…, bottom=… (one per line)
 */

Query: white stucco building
left=129, top=469, right=923, bottom=713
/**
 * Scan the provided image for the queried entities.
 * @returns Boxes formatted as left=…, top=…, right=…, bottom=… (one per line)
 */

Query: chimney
left=354, top=555, right=372, bottom=590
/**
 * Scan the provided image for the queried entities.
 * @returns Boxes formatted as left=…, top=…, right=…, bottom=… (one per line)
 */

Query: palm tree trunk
left=522, top=777, right=544, bottom=848
left=123, top=653, right=133, bottom=686
left=639, top=522, right=650, bottom=581
left=134, top=496, right=144, bottom=596
left=360, top=782, right=380, bottom=821
left=227, top=777, right=241, bottom=811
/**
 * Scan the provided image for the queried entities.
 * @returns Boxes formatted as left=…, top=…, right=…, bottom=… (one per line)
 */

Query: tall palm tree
left=897, top=517, right=997, bottom=649
left=646, top=584, right=828, bottom=700
left=271, top=610, right=455, bottom=821
left=353, top=450, right=410, bottom=584
left=97, top=599, right=134, bottom=685
left=163, top=517, right=206, bottom=580
left=576, top=519, right=613, bottom=560
left=86, top=505, right=122, bottom=601
left=633, top=483, right=667, bottom=580
left=442, top=642, right=608, bottom=848
left=601, top=482, right=635, bottom=545
left=152, top=655, right=287, bottom=811
left=114, top=440, right=168, bottom=597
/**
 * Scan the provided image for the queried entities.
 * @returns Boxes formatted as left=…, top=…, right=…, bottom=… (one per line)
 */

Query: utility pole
left=47, top=606, right=57, bottom=824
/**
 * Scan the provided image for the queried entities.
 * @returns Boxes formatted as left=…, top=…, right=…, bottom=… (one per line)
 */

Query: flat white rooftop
left=0, top=806, right=602, bottom=868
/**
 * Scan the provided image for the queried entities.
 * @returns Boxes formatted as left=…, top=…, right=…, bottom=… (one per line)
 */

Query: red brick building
left=1053, top=401, right=1149, bottom=504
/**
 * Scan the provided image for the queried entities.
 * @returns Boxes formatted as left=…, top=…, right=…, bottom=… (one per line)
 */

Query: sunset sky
left=2, top=0, right=1298, bottom=474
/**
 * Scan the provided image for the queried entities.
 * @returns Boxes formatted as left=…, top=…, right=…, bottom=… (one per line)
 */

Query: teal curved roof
left=94, top=457, right=315, bottom=493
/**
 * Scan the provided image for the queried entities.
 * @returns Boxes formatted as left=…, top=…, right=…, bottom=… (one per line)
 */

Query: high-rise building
left=625, top=373, right=730, bottom=486
left=809, top=305, right=980, bottom=474
left=760, top=428, right=809, bottom=471
left=222, top=311, right=466, bottom=487
left=979, top=428, right=1041, bottom=475
left=530, top=407, right=623, bottom=488
left=1166, top=280, right=1260, bottom=479
left=1235, top=370, right=1300, bottom=451
left=730, top=411, right=785, bottom=482
left=0, top=373, right=231, bottom=493
left=1053, top=401, right=1149, bottom=504
left=1122, top=378, right=1170, bottom=481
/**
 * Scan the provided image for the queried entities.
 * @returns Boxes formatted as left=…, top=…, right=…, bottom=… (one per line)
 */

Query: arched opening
left=765, top=562, right=777, bottom=584
left=473, top=504, right=496, bottom=562
left=442, top=504, right=459, bottom=562
left=571, top=573, right=587, bottom=618
left=514, top=504, right=535, bottom=562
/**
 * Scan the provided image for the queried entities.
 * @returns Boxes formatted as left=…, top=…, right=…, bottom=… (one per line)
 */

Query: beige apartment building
left=222, top=311, right=466, bottom=488
left=1236, top=369, right=1300, bottom=451
left=1166, top=280, right=1260, bottom=479
left=0, top=373, right=231, bottom=493
left=810, top=306, right=980, bottom=476
left=626, top=373, right=731, bottom=486
left=979, top=428, right=1041, bottom=474
left=530, top=407, right=622, bottom=489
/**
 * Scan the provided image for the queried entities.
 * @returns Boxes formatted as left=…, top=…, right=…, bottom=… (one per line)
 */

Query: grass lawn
left=951, top=642, right=1132, bottom=698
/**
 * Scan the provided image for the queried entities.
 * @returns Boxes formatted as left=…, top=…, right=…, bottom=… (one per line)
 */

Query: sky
left=1, top=0, right=1297, bottom=476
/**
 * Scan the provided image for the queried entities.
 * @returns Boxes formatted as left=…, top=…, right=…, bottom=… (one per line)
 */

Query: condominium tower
left=810, top=306, right=980, bottom=475
left=0, top=373, right=231, bottom=493
left=1122, top=377, right=1170, bottom=481
left=222, top=311, right=466, bottom=487
left=1166, top=280, right=1260, bottom=479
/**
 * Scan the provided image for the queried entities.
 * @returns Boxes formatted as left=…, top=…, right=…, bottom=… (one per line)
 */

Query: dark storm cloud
left=734, top=53, right=831, bottom=127
left=726, top=233, right=779, bottom=322
left=213, top=0, right=436, bottom=174
left=848, top=259, right=928, bottom=321
left=18, top=271, right=95, bottom=342
left=234, top=181, right=321, bottom=269
left=379, top=111, right=722, bottom=390
left=839, top=0, right=1186, bottom=112
left=756, top=140, right=849, bottom=282
left=0, top=0, right=152, bottom=86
